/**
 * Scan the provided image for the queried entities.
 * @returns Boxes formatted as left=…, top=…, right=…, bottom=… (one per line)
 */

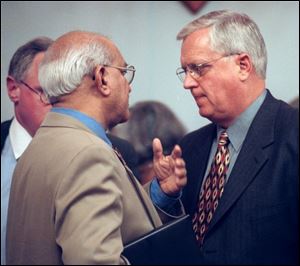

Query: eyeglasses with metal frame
left=176, top=54, right=238, bottom=83
left=104, top=64, right=136, bottom=85
left=19, top=80, right=49, bottom=104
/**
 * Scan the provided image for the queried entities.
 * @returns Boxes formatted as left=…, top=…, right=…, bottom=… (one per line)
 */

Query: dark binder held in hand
left=122, top=215, right=202, bottom=265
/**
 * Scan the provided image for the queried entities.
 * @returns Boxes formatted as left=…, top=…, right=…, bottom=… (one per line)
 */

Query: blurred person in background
left=1, top=37, right=53, bottom=265
left=111, top=100, right=187, bottom=185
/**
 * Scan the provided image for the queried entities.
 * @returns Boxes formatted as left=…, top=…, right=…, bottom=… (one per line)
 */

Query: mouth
left=193, top=95, right=207, bottom=107
left=192, top=92, right=205, bottom=100
left=191, top=88, right=204, bottom=98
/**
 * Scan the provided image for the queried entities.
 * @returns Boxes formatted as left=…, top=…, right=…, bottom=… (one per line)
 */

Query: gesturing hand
left=152, top=138, right=187, bottom=196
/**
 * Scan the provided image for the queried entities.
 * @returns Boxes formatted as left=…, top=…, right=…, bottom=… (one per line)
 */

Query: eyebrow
left=181, top=60, right=205, bottom=68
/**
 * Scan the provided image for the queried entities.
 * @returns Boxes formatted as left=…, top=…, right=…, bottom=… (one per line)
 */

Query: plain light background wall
left=1, top=1, right=299, bottom=132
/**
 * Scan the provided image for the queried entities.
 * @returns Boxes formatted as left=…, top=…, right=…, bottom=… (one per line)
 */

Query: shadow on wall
left=111, top=100, right=187, bottom=185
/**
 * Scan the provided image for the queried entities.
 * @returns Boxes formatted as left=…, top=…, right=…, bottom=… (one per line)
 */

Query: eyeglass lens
left=124, top=66, right=135, bottom=84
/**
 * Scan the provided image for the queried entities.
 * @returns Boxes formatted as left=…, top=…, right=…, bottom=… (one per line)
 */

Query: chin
left=200, top=109, right=217, bottom=123
left=199, top=107, right=209, bottom=117
left=121, top=110, right=130, bottom=122
left=118, top=117, right=128, bottom=124
left=111, top=114, right=129, bottom=129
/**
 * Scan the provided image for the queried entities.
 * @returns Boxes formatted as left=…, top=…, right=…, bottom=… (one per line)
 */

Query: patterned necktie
left=192, top=130, right=230, bottom=245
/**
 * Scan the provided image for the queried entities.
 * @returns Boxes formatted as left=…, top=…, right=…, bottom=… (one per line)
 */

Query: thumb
left=152, top=138, right=163, bottom=161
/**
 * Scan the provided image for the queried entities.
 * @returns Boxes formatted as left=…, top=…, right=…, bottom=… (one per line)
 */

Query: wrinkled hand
left=152, top=138, right=187, bottom=196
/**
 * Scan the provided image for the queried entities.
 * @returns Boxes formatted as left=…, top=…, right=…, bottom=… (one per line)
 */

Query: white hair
left=177, top=10, right=267, bottom=79
left=39, top=35, right=114, bottom=101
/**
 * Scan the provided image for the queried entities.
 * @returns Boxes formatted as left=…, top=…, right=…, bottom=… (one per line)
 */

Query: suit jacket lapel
left=1, top=119, right=12, bottom=152
left=114, top=147, right=162, bottom=228
left=207, top=133, right=269, bottom=232
left=183, top=125, right=216, bottom=215
left=207, top=91, right=278, bottom=233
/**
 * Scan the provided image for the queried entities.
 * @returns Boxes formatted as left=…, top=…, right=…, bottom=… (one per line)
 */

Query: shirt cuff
left=150, top=178, right=182, bottom=209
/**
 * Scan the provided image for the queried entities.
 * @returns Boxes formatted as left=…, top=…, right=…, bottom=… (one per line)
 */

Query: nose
left=183, top=72, right=198, bottom=90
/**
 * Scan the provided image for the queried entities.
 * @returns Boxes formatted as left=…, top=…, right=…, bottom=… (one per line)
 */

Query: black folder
left=122, top=215, right=202, bottom=265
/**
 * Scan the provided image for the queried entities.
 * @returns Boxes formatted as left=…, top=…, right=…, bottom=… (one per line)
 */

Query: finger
left=176, top=175, right=187, bottom=188
left=171, top=144, right=182, bottom=159
left=175, top=158, right=185, bottom=169
left=175, top=167, right=187, bottom=178
left=175, top=168, right=187, bottom=187
left=152, top=138, right=163, bottom=161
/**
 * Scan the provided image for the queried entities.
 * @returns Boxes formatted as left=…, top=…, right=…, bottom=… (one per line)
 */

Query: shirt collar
left=218, top=89, right=267, bottom=152
left=9, top=117, right=32, bottom=160
left=51, top=107, right=112, bottom=147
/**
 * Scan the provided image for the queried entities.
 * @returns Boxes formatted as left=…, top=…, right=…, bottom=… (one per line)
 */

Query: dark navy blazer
left=180, top=90, right=299, bottom=265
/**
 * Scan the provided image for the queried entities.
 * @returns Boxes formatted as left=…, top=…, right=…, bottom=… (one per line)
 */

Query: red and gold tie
left=192, top=131, right=230, bottom=245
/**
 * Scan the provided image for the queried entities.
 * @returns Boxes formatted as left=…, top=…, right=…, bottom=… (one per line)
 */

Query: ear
left=236, top=53, right=252, bottom=81
left=7, top=76, right=21, bottom=103
left=94, top=65, right=111, bottom=96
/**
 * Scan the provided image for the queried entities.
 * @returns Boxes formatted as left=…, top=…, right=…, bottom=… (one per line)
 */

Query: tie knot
left=218, top=131, right=229, bottom=146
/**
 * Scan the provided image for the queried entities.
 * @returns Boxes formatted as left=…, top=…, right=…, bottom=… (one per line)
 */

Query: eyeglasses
left=176, top=54, right=236, bottom=83
left=19, top=80, right=49, bottom=104
left=104, top=64, right=136, bottom=85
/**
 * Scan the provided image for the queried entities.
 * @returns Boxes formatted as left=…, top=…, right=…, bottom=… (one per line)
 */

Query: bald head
left=41, top=31, right=119, bottom=68
left=38, top=30, right=123, bottom=102
left=46, top=31, right=116, bottom=62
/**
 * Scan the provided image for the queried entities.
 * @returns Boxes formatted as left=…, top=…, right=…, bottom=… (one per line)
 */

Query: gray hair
left=39, top=33, right=115, bottom=101
left=113, top=101, right=187, bottom=165
left=177, top=10, right=267, bottom=79
left=8, top=37, right=53, bottom=82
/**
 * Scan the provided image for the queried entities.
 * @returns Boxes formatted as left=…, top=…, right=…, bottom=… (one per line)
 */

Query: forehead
left=104, top=38, right=125, bottom=65
left=112, top=48, right=126, bottom=66
left=25, top=52, right=45, bottom=81
left=180, top=28, right=214, bottom=64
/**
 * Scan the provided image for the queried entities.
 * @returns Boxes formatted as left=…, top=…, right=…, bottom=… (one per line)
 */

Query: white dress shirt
left=1, top=118, right=32, bottom=265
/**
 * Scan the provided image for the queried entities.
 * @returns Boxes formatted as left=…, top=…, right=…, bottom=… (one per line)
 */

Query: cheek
left=119, top=80, right=130, bottom=102
left=205, top=73, right=234, bottom=100
left=17, top=94, right=34, bottom=116
left=37, top=105, right=51, bottom=121
left=201, top=79, right=222, bottom=102
left=23, top=98, right=50, bottom=124
left=115, top=76, right=129, bottom=97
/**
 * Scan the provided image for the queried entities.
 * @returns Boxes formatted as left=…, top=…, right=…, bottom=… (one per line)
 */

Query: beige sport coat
left=6, top=112, right=183, bottom=265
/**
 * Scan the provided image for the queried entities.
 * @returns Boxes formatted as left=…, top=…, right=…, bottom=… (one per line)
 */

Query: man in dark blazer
left=176, top=10, right=299, bottom=264
left=1, top=37, right=54, bottom=265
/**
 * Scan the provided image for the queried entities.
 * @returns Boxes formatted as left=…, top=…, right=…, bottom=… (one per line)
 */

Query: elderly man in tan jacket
left=6, top=31, right=187, bottom=265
